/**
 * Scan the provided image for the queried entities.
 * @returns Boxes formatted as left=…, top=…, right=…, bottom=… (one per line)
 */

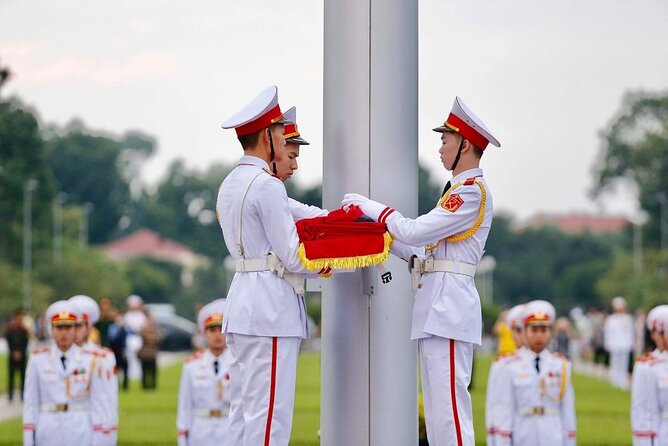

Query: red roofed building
left=519, top=214, right=630, bottom=235
left=103, top=229, right=209, bottom=285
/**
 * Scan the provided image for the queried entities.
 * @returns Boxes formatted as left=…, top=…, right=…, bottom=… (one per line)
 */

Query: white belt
left=195, top=408, right=229, bottom=418
left=518, top=406, right=557, bottom=416
left=423, top=258, right=477, bottom=276
left=40, top=402, right=89, bottom=412
left=235, top=257, right=269, bottom=272
left=409, top=256, right=477, bottom=291
left=235, top=253, right=305, bottom=295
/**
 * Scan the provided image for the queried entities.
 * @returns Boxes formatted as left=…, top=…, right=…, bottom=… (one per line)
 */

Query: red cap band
left=235, top=105, right=283, bottom=137
left=446, top=113, right=489, bottom=150
left=283, top=122, right=300, bottom=139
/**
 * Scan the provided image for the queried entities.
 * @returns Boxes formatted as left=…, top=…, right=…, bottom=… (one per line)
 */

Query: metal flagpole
left=322, top=0, right=418, bottom=444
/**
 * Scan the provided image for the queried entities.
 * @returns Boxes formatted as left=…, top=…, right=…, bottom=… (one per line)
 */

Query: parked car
left=145, top=304, right=196, bottom=351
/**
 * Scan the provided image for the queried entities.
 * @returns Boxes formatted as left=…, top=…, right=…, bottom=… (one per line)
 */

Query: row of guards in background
left=486, top=300, right=577, bottom=446
left=22, top=297, right=118, bottom=446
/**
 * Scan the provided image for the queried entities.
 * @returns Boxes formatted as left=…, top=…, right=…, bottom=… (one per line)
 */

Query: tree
left=418, top=163, right=444, bottom=215
left=46, top=123, right=156, bottom=243
left=138, top=161, right=233, bottom=260
left=483, top=215, right=617, bottom=312
left=0, top=99, right=56, bottom=265
left=593, top=91, right=668, bottom=248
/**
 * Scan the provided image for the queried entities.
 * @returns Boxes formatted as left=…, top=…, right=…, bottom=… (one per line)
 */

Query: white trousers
left=419, top=336, right=474, bottom=446
left=126, top=334, right=143, bottom=380
left=226, top=333, right=301, bottom=446
left=609, top=350, right=630, bottom=389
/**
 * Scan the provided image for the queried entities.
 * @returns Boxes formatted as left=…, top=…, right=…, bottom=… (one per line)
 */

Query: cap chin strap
left=449, top=136, right=465, bottom=172
left=268, top=128, right=278, bottom=175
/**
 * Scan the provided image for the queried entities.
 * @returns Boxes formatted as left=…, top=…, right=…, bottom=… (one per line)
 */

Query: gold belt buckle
left=56, top=403, right=69, bottom=412
left=533, top=407, right=545, bottom=415
left=209, top=409, right=222, bottom=418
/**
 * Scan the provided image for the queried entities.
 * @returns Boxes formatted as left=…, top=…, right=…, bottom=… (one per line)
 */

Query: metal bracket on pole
left=361, top=267, right=377, bottom=296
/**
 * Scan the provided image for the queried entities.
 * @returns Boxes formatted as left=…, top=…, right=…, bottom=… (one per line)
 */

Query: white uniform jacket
left=23, top=344, right=105, bottom=446
left=604, top=313, right=634, bottom=353
left=216, top=156, right=311, bottom=338
left=384, top=168, right=492, bottom=345
left=487, top=348, right=526, bottom=445
left=493, top=349, right=576, bottom=446
left=631, top=350, right=660, bottom=444
left=85, top=342, right=119, bottom=445
left=177, top=349, right=233, bottom=446
left=288, top=197, right=328, bottom=222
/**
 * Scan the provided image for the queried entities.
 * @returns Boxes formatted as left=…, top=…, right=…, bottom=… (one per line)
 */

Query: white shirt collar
left=450, top=167, right=483, bottom=185
left=239, top=155, right=269, bottom=170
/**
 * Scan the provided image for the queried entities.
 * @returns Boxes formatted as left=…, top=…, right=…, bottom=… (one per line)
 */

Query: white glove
left=341, top=193, right=387, bottom=221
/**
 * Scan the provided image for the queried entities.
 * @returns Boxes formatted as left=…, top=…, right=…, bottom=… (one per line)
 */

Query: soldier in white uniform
left=278, top=106, right=330, bottom=224
left=23, top=300, right=105, bottom=446
left=492, top=300, right=576, bottom=446
left=177, top=299, right=232, bottom=446
left=631, top=304, right=668, bottom=444
left=69, top=294, right=119, bottom=445
left=604, top=296, right=635, bottom=389
left=342, top=96, right=500, bottom=446
left=216, top=85, right=315, bottom=446
left=486, top=304, right=525, bottom=444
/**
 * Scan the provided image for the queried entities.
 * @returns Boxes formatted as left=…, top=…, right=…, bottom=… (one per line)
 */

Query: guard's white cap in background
left=283, top=106, right=309, bottom=145
left=433, top=96, right=500, bottom=149
left=522, top=300, right=556, bottom=327
left=647, top=305, right=668, bottom=332
left=222, top=85, right=292, bottom=137
left=46, top=300, right=78, bottom=326
left=506, top=304, right=526, bottom=329
left=612, top=296, right=627, bottom=310
left=197, top=298, right=226, bottom=332
left=69, top=295, right=100, bottom=325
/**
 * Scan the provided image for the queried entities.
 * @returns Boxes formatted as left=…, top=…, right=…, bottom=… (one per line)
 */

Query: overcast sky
left=2, top=0, right=667, bottom=220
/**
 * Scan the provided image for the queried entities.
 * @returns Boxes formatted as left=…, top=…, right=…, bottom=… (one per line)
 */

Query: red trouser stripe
left=264, top=337, right=278, bottom=446
left=450, top=339, right=463, bottom=446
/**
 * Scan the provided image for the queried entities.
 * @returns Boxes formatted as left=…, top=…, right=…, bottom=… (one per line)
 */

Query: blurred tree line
left=1, top=68, right=667, bottom=323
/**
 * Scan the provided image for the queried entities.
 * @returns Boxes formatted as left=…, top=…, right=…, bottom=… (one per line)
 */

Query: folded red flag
left=296, top=205, right=393, bottom=270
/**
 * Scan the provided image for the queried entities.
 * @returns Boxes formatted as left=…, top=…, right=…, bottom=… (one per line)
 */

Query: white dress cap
left=522, top=300, right=556, bottom=326
left=611, top=296, right=627, bottom=310
left=283, top=106, right=309, bottom=145
left=648, top=305, right=668, bottom=332
left=45, top=300, right=78, bottom=326
left=127, top=294, right=144, bottom=308
left=69, top=295, right=100, bottom=325
left=433, top=96, right=500, bottom=149
left=221, top=85, right=292, bottom=137
left=505, top=304, right=525, bottom=329
left=197, top=298, right=226, bottom=332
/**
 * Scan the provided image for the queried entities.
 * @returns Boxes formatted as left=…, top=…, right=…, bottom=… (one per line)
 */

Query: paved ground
left=0, top=350, right=187, bottom=422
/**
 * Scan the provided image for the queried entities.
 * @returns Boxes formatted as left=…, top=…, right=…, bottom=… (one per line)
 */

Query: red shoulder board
left=636, top=352, right=655, bottom=363
left=83, top=348, right=103, bottom=357
left=185, top=351, right=204, bottom=363
left=551, top=351, right=570, bottom=362
left=32, top=347, right=50, bottom=355
left=442, top=194, right=464, bottom=213
left=464, top=177, right=476, bottom=186
left=493, top=352, right=516, bottom=362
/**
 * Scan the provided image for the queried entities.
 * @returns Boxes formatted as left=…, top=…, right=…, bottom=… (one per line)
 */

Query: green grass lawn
left=0, top=352, right=632, bottom=445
